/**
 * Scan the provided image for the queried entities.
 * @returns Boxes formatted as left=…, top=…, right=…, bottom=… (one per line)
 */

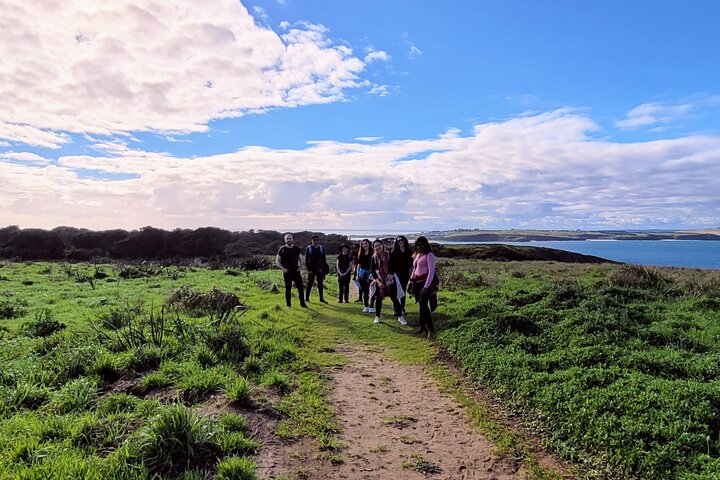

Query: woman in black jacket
left=389, top=235, right=413, bottom=317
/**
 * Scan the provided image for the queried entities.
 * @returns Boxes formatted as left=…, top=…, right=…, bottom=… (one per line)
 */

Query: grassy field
left=0, top=259, right=719, bottom=479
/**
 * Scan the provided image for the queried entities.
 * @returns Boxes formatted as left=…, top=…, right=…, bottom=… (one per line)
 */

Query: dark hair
left=391, top=235, right=409, bottom=255
left=414, top=236, right=432, bottom=255
left=311, top=234, right=319, bottom=240
left=372, top=238, right=385, bottom=251
left=357, top=238, right=372, bottom=261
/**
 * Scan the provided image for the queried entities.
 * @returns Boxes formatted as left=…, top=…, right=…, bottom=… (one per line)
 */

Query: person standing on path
left=276, top=233, right=307, bottom=308
left=305, top=235, right=328, bottom=303
left=370, top=239, right=407, bottom=325
left=336, top=243, right=353, bottom=303
left=355, top=239, right=373, bottom=312
left=409, top=236, right=438, bottom=338
left=390, top=235, right=413, bottom=317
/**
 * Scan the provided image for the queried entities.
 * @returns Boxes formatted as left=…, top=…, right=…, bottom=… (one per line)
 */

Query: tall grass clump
left=216, top=456, right=257, bottom=480
left=136, top=404, right=217, bottom=475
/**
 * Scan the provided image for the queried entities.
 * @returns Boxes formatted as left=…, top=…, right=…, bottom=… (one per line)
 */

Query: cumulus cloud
left=364, top=49, right=390, bottom=63
left=0, top=0, right=373, bottom=147
left=2, top=110, right=720, bottom=231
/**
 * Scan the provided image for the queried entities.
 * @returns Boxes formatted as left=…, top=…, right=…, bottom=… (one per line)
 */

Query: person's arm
left=305, top=246, right=311, bottom=270
left=275, top=253, right=288, bottom=273
left=336, top=257, right=343, bottom=277
left=297, top=248, right=303, bottom=271
left=423, top=253, right=436, bottom=290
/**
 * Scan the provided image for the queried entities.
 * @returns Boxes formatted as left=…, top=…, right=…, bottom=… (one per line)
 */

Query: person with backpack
left=275, top=233, right=307, bottom=308
left=336, top=243, right=353, bottom=303
left=305, top=234, right=329, bottom=303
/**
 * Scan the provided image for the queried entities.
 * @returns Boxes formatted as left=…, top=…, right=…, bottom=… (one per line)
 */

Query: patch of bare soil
left=255, top=344, right=570, bottom=479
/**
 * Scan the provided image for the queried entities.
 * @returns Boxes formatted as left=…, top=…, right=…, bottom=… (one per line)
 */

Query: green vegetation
left=0, top=258, right=718, bottom=479
left=438, top=262, right=720, bottom=479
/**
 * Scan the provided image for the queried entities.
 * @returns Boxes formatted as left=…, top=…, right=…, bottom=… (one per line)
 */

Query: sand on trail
left=254, top=343, right=569, bottom=480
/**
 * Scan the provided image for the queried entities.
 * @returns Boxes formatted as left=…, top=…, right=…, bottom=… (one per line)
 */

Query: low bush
left=23, top=309, right=66, bottom=337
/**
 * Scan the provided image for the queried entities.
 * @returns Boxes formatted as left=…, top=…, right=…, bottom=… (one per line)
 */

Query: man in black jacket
left=305, top=235, right=328, bottom=303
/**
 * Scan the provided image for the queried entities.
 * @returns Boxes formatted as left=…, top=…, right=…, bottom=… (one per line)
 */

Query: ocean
left=440, top=240, right=720, bottom=270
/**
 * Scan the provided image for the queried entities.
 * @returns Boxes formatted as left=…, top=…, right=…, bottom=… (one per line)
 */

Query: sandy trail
left=254, top=343, right=561, bottom=479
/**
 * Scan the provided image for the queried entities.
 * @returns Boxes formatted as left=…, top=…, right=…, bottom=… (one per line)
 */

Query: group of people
left=275, top=233, right=438, bottom=338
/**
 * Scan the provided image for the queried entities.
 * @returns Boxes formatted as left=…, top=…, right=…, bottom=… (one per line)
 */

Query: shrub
left=205, top=323, right=250, bottom=364
left=0, top=295, right=28, bottom=319
left=23, top=309, right=66, bottom=337
left=611, top=264, right=672, bottom=291
left=136, top=404, right=218, bottom=475
left=216, top=456, right=257, bottom=480
left=240, top=256, right=273, bottom=271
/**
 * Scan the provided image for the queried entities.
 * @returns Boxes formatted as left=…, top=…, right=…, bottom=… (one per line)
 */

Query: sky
left=2, top=0, right=720, bottom=233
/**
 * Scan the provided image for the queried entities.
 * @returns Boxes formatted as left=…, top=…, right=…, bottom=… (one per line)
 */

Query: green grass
left=1, top=259, right=718, bottom=479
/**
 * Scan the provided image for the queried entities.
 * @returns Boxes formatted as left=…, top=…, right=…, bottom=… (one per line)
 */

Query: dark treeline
left=0, top=226, right=351, bottom=261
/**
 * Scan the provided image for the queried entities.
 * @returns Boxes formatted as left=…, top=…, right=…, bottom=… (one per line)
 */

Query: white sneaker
left=373, top=316, right=381, bottom=324
left=368, top=307, right=376, bottom=313
left=397, top=316, right=407, bottom=325
left=362, top=307, right=369, bottom=313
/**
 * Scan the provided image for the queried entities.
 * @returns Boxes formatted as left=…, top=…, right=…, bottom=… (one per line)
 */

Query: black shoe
left=300, top=303, right=308, bottom=308
left=320, top=299, right=328, bottom=304
left=413, top=327, right=426, bottom=335
left=354, top=298, right=362, bottom=303
left=426, top=330, right=435, bottom=339
left=338, top=299, right=343, bottom=303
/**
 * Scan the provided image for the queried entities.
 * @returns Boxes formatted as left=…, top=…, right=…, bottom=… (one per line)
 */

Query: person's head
left=311, top=234, right=319, bottom=246
left=392, top=235, right=409, bottom=253
left=284, top=233, right=294, bottom=246
left=359, top=238, right=371, bottom=255
left=414, top=236, right=431, bottom=255
left=372, top=239, right=385, bottom=254
left=340, top=243, right=350, bottom=254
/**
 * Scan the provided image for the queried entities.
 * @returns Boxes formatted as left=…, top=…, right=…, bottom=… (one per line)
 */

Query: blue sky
left=1, top=0, right=720, bottom=232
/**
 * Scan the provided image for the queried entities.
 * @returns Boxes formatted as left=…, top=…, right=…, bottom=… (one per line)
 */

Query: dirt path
left=255, top=344, right=566, bottom=479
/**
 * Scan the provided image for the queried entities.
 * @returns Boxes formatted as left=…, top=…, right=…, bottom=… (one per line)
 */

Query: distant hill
left=433, top=243, right=617, bottom=264
left=423, top=229, right=720, bottom=242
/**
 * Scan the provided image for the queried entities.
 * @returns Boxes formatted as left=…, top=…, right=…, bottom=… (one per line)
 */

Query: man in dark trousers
left=275, top=233, right=307, bottom=308
left=305, top=234, right=328, bottom=303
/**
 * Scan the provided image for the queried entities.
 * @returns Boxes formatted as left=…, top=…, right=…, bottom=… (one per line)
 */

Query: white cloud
left=0, top=151, right=50, bottom=165
left=616, top=101, right=694, bottom=129
left=0, top=0, right=373, bottom=147
left=364, top=49, right=390, bottom=63
left=355, top=136, right=384, bottom=142
left=3, top=110, right=720, bottom=231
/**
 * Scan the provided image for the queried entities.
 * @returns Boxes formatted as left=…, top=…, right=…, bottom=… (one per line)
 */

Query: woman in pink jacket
left=409, top=236, right=438, bottom=338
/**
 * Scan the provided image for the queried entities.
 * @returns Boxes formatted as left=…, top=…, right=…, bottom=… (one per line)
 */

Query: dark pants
left=418, top=289, right=434, bottom=333
left=358, top=275, right=370, bottom=307
left=306, top=271, right=325, bottom=301
left=396, top=274, right=410, bottom=315
left=283, top=270, right=306, bottom=307
left=338, top=274, right=351, bottom=302
left=374, top=284, right=402, bottom=317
